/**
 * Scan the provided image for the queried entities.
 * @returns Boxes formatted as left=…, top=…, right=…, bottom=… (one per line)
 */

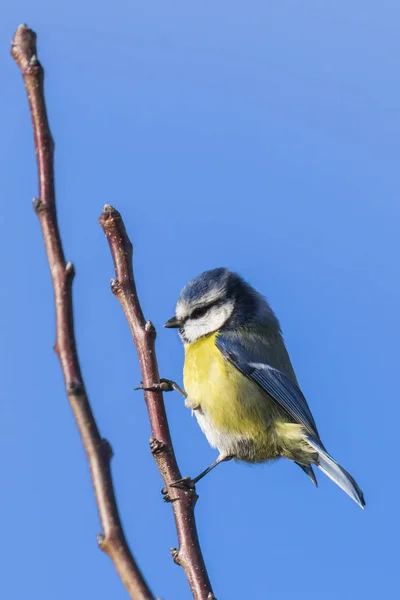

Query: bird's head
left=164, top=267, right=277, bottom=343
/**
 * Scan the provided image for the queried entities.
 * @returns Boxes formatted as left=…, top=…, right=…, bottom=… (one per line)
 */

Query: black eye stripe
left=191, top=305, right=210, bottom=319
left=190, top=300, right=222, bottom=320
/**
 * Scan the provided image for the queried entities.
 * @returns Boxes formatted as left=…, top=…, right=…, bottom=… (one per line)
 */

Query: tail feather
left=306, top=438, right=365, bottom=509
left=296, top=462, right=318, bottom=487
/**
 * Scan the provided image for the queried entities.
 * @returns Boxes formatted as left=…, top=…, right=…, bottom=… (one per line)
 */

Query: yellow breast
left=183, top=333, right=278, bottom=439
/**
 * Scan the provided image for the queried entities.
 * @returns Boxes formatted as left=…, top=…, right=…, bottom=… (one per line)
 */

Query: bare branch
left=11, top=24, right=154, bottom=600
left=99, top=205, right=216, bottom=600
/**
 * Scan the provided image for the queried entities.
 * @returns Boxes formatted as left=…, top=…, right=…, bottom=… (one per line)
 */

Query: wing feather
left=216, top=333, right=322, bottom=444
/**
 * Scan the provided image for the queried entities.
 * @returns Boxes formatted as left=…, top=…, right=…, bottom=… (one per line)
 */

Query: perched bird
left=163, top=268, right=365, bottom=508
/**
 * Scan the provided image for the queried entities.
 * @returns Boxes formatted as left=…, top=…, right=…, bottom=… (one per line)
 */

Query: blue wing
left=216, top=332, right=323, bottom=445
left=216, top=331, right=366, bottom=507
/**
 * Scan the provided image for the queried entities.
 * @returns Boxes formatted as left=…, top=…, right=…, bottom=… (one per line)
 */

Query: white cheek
left=182, top=319, right=210, bottom=343
left=182, top=302, right=234, bottom=343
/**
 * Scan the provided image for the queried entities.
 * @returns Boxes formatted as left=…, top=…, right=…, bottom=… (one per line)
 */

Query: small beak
left=164, top=316, right=182, bottom=329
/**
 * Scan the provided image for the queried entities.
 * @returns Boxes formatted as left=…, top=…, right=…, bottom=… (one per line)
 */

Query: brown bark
left=11, top=24, right=154, bottom=600
left=99, top=205, right=216, bottom=600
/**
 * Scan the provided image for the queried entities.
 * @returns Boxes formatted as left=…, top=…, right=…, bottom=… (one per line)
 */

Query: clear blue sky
left=1, top=2, right=398, bottom=599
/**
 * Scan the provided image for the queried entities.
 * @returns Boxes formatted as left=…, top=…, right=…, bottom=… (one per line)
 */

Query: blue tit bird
left=164, top=268, right=365, bottom=508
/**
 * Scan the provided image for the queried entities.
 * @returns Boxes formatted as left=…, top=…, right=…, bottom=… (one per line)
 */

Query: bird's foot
left=161, top=477, right=196, bottom=502
left=135, top=378, right=187, bottom=397
left=170, top=476, right=196, bottom=490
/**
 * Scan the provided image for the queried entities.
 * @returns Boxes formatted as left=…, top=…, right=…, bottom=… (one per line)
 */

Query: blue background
left=1, top=2, right=398, bottom=599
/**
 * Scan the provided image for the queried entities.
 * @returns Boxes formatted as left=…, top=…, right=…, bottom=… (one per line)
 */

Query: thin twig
left=99, top=205, right=216, bottom=600
left=11, top=24, right=154, bottom=600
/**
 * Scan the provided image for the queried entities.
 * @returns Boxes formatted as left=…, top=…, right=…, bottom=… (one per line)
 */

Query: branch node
left=67, top=381, right=85, bottom=397
left=149, top=438, right=166, bottom=456
left=110, top=278, right=121, bottom=295
left=101, top=438, right=114, bottom=461
left=145, top=320, right=155, bottom=333
left=32, top=196, right=43, bottom=213
left=97, top=532, right=106, bottom=548
left=11, top=24, right=37, bottom=70
left=144, top=321, right=156, bottom=343
left=65, top=261, right=75, bottom=279
left=102, top=203, right=117, bottom=216
left=170, top=548, right=183, bottom=566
